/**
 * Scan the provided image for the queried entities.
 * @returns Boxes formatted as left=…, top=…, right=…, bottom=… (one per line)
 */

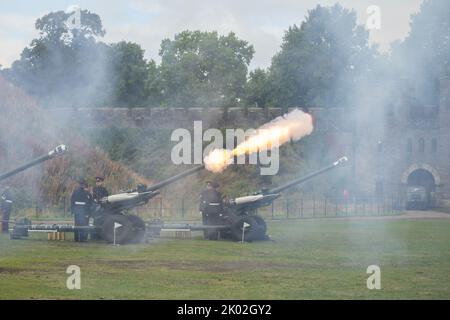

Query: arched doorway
left=407, top=169, right=436, bottom=192
left=401, top=163, right=440, bottom=187
left=401, top=164, right=439, bottom=210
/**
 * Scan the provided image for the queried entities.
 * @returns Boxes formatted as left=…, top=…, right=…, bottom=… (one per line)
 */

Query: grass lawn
left=0, top=217, right=449, bottom=299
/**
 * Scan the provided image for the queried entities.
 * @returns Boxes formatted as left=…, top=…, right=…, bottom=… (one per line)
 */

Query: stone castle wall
left=48, top=106, right=354, bottom=131
left=47, top=104, right=450, bottom=200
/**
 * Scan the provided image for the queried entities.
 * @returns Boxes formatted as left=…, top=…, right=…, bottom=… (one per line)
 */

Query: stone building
left=348, top=77, right=450, bottom=204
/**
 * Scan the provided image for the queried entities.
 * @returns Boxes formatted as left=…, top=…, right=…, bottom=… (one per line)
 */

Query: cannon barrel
left=0, top=145, right=68, bottom=182
left=146, top=165, right=204, bottom=192
left=102, top=165, right=204, bottom=210
left=267, top=156, right=348, bottom=194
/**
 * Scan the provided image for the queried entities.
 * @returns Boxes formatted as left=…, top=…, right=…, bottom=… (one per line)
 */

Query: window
left=432, top=138, right=437, bottom=153
left=407, top=138, right=413, bottom=153
left=419, top=138, right=425, bottom=153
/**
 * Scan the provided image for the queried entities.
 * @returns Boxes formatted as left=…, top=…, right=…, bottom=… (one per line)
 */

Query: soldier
left=199, top=181, right=223, bottom=227
left=200, top=181, right=211, bottom=225
left=71, top=179, right=93, bottom=242
left=91, top=176, right=109, bottom=240
left=93, top=176, right=109, bottom=203
left=1, top=186, right=13, bottom=233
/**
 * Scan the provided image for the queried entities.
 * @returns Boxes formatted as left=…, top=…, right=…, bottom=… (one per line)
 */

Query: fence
left=21, top=196, right=404, bottom=221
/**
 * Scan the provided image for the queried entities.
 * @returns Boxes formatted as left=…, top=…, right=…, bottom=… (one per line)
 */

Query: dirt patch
left=196, top=261, right=299, bottom=273
left=0, top=267, right=27, bottom=274
left=287, top=211, right=450, bottom=222
left=401, top=211, right=450, bottom=219
left=95, top=259, right=299, bottom=273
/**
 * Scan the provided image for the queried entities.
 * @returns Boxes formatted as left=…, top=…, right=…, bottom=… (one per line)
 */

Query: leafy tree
left=146, top=60, right=164, bottom=107
left=5, top=9, right=111, bottom=107
left=392, top=0, right=450, bottom=105
left=156, top=30, right=255, bottom=107
left=244, top=68, right=272, bottom=107
left=108, top=41, right=149, bottom=107
left=268, top=4, right=376, bottom=108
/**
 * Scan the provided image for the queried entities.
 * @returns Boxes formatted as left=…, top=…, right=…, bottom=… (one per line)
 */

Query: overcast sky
left=0, top=0, right=423, bottom=69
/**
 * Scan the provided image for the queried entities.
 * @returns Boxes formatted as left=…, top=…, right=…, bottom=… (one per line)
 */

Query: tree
left=157, top=30, right=255, bottom=107
left=244, top=68, right=272, bottom=107
left=108, top=42, right=149, bottom=107
left=268, top=4, right=376, bottom=108
left=146, top=60, right=164, bottom=107
left=5, top=9, right=111, bottom=107
left=392, top=0, right=450, bottom=105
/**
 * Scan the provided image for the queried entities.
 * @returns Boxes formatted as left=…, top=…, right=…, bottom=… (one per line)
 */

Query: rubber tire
left=126, top=215, right=146, bottom=244
left=101, top=215, right=134, bottom=244
left=252, top=215, right=267, bottom=240
left=205, top=229, right=219, bottom=240
left=230, top=216, right=259, bottom=242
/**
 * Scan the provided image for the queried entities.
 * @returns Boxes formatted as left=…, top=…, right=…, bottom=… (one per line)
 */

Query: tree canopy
left=5, top=9, right=111, bottom=107
left=155, top=30, right=255, bottom=107
left=3, top=2, right=448, bottom=109
left=392, top=0, right=450, bottom=105
left=244, top=68, right=272, bottom=108
left=108, top=42, right=150, bottom=107
left=4, top=9, right=150, bottom=108
left=266, top=4, right=376, bottom=108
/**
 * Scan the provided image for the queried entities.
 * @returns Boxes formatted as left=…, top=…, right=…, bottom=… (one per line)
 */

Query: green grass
left=1, top=217, right=450, bottom=299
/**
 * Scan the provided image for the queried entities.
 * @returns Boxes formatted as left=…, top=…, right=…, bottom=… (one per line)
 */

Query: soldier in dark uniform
left=1, top=186, right=13, bottom=233
left=93, top=176, right=109, bottom=203
left=200, top=181, right=213, bottom=225
left=71, top=179, right=93, bottom=242
left=199, top=181, right=223, bottom=239
left=91, top=176, right=109, bottom=240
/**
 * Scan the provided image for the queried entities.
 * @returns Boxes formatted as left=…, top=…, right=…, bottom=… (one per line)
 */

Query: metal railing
left=17, top=196, right=403, bottom=222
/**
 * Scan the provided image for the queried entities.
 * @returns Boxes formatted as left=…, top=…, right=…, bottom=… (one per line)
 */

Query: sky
left=0, top=0, right=423, bottom=69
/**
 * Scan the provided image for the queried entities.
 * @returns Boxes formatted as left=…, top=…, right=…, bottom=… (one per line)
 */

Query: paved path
left=287, top=210, right=450, bottom=222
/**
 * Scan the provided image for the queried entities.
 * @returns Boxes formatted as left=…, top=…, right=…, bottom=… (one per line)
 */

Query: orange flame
left=204, top=109, right=314, bottom=172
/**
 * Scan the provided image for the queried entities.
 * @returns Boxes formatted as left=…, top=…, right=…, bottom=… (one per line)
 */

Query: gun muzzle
left=48, top=145, right=68, bottom=158
left=333, top=156, right=348, bottom=166
left=0, top=144, right=68, bottom=182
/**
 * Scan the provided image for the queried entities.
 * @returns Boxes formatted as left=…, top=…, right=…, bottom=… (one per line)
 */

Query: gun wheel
left=230, top=216, right=259, bottom=242
left=126, top=215, right=146, bottom=243
left=101, top=214, right=134, bottom=244
left=252, top=215, right=268, bottom=240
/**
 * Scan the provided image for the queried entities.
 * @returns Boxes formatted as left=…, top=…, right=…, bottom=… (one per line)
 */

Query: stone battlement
left=48, top=107, right=354, bottom=131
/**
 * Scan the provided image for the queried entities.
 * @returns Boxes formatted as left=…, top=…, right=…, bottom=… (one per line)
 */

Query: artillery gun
left=141, top=157, right=348, bottom=242
left=201, top=156, right=349, bottom=241
left=0, top=145, right=68, bottom=182
left=92, top=165, right=204, bottom=244
left=0, top=145, right=67, bottom=233
left=11, top=165, right=204, bottom=244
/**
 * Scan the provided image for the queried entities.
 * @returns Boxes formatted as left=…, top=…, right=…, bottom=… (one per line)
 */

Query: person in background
left=91, top=176, right=109, bottom=240
left=93, top=176, right=109, bottom=203
left=71, top=179, right=93, bottom=242
left=1, top=186, right=13, bottom=233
